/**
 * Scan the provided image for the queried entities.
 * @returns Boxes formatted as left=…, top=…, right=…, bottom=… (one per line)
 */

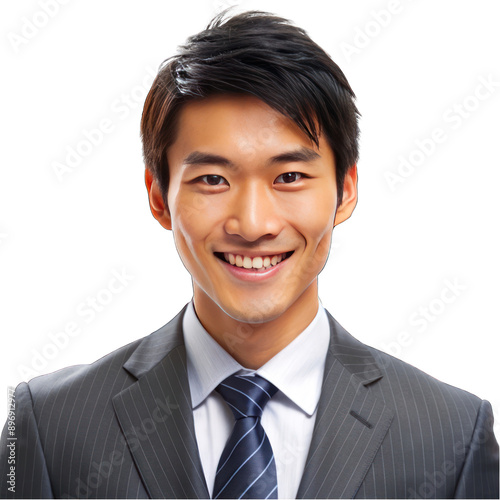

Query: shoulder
left=19, top=337, right=142, bottom=415
left=327, top=311, right=485, bottom=420
left=19, top=305, right=188, bottom=413
left=367, top=343, right=483, bottom=414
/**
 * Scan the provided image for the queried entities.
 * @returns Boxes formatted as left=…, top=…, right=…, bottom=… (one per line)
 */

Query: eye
left=199, top=175, right=227, bottom=186
left=274, top=172, right=304, bottom=184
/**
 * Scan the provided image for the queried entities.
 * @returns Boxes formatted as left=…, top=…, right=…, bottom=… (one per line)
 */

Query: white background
left=1, top=0, right=499, bottom=439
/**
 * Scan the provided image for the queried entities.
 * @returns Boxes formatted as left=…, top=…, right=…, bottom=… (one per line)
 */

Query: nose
left=224, top=182, right=283, bottom=242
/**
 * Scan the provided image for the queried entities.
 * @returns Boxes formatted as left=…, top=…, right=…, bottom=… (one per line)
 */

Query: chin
left=219, top=294, right=290, bottom=325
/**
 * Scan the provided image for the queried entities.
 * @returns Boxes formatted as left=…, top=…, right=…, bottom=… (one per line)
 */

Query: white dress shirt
left=183, top=300, right=330, bottom=499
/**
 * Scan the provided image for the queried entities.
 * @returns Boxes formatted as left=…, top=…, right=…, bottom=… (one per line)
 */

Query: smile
left=215, top=251, right=294, bottom=270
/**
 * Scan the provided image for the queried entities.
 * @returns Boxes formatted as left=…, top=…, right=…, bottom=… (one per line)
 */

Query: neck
left=193, top=283, right=319, bottom=369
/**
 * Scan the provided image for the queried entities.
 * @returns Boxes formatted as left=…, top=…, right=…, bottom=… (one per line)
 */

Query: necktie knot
left=216, top=374, right=278, bottom=420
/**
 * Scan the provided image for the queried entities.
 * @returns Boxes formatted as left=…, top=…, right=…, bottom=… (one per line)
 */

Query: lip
left=215, top=251, right=293, bottom=282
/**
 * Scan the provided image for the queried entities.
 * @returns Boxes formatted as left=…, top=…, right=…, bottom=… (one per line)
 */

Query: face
left=148, top=94, right=356, bottom=326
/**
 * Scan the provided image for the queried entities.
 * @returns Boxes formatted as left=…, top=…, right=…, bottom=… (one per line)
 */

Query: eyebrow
left=182, top=146, right=321, bottom=169
left=269, top=147, right=321, bottom=165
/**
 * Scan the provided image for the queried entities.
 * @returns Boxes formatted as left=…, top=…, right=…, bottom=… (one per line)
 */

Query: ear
left=145, top=168, right=172, bottom=230
left=334, top=164, right=358, bottom=226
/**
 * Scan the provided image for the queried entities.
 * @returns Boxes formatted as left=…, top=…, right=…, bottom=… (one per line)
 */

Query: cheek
left=292, top=189, right=337, bottom=242
left=289, top=191, right=336, bottom=274
left=170, top=195, right=206, bottom=260
left=171, top=189, right=211, bottom=230
left=171, top=192, right=222, bottom=263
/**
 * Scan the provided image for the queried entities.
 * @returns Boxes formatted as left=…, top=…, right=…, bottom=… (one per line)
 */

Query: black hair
left=141, top=10, right=360, bottom=202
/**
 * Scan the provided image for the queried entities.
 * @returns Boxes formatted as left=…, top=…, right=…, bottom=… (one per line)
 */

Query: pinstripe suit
left=1, top=305, right=498, bottom=498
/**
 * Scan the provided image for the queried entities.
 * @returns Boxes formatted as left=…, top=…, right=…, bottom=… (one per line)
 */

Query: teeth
left=222, top=252, right=290, bottom=269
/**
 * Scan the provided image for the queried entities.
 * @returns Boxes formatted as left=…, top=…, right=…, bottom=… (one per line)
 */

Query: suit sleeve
left=454, top=399, right=499, bottom=499
left=0, top=382, right=54, bottom=499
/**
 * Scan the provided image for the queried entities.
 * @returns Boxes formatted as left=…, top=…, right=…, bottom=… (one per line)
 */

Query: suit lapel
left=112, top=306, right=209, bottom=499
left=297, top=312, right=394, bottom=499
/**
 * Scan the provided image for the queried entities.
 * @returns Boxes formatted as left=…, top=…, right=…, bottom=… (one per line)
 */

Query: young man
left=1, top=10, right=498, bottom=500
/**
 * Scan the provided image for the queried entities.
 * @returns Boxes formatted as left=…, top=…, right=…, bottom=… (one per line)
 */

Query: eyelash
left=198, top=175, right=227, bottom=186
left=275, top=172, right=306, bottom=184
left=196, top=172, right=308, bottom=186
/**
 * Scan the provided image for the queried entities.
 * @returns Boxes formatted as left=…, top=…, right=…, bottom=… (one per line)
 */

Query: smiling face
left=147, top=94, right=357, bottom=356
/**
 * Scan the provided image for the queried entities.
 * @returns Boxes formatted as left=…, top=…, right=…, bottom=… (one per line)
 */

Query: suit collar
left=121, top=305, right=188, bottom=380
left=325, top=310, right=384, bottom=386
left=122, top=305, right=382, bottom=385
left=296, top=311, right=394, bottom=499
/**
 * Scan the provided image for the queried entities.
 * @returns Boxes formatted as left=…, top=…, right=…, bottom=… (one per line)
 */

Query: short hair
left=141, top=10, right=360, bottom=203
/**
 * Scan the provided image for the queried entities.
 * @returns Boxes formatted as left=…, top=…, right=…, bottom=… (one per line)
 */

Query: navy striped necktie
left=213, top=374, right=279, bottom=499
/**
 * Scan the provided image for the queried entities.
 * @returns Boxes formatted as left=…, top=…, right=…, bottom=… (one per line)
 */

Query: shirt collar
left=183, top=299, right=330, bottom=416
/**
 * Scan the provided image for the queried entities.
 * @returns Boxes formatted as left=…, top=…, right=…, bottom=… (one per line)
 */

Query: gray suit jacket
left=1, top=306, right=498, bottom=498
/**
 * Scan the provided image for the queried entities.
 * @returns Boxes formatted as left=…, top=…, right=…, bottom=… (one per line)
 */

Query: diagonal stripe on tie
left=213, top=374, right=279, bottom=499
left=216, top=420, right=259, bottom=474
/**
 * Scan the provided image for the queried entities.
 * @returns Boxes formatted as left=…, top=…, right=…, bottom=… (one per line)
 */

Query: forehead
left=179, top=94, right=282, bottom=127
left=168, top=94, right=333, bottom=166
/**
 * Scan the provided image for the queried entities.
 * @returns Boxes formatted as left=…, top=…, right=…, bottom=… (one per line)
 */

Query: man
left=1, top=10, right=498, bottom=499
